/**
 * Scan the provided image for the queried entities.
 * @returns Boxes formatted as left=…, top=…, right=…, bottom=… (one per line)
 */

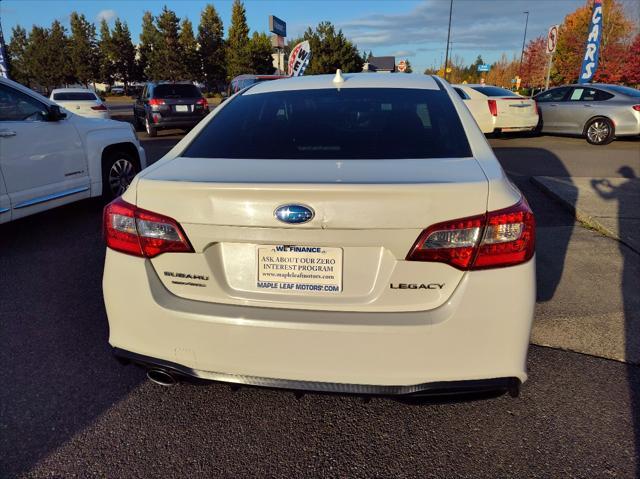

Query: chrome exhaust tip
left=147, top=368, right=177, bottom=387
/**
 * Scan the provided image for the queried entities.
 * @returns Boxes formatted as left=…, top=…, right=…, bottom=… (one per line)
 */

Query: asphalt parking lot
left=1, top=128, right=639, bottom=477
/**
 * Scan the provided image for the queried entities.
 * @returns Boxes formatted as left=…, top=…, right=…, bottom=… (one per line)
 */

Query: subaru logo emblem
left=274, top=204, right=314, bottom=224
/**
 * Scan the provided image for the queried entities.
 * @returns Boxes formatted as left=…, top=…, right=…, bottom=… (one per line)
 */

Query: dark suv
left=133, top=82, right=208, bottom=137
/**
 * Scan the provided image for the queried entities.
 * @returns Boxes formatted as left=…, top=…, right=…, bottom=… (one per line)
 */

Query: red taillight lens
left=196, top=97, right=209, bottom=109
left=534, top=101, right=539, bottom=115
left=103, top=198, right=193, bottom=258
left=91, top=104, right=108, bottom=111
left=632, top=105, right=640, bottom=112
left=488, top=99, right=498, bottom=117
left=406, top=199, right=535, bottom=270
left=148, top=98, right=165, bottom=106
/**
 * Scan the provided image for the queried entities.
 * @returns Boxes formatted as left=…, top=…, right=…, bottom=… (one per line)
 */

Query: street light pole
left=519, top=11, right=529, bottom=75
left=443, top=0, right=453, bottom=81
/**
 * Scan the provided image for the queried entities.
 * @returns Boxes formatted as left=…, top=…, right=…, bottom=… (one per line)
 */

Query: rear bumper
left=113, top=347, right=521, bottom=396
left=103, top=249, right=536, bottom=390
left=152, top=115, right=206, bottom=129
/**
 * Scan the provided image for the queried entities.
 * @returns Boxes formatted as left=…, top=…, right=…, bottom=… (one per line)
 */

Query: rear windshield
left=184, top=88, right=472, bottom=159
left=604, top=85, right=640, bottom=98
left=153, top=84, right=201, bottom=99
left=470, top=86, right=518, bottom=97
left=53, top=92, right=97, bottom=101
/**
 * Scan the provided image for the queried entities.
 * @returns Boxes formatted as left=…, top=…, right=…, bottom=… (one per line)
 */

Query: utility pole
left=443, top=0, right=453, bottom=81
left=519, top=11, right=529, bottom=76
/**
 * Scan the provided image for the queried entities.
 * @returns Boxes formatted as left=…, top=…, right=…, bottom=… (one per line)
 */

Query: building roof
left=367, top=56, right=396, bottom=72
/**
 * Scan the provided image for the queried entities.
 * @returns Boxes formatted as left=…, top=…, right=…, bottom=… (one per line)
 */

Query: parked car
left=103, top=73, right=535, bottom=398
left=0, top=77, right=146, bottom=224
left=534, top=84, right=640, bottom=145
left=50, top=87, right=110, bottom=119
left=110, top=87, right=125, bottom=95
left=227, top=74, right=288, bottom=96
left=452, top=85, right=494, bottom=133
left=456, top=85, right=538, bottom=134
left=133, top=81, right=209, bottom=137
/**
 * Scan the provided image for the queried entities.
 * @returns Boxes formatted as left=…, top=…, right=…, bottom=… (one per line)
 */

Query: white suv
left=103, top=73, right=535, bottom=397
left=0, top=77, right=146, bottom=224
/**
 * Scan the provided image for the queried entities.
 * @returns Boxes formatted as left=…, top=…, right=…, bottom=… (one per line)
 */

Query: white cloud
left=96, top=9, right=117, bottom=23
left=391, top=50, right=416, bottom=58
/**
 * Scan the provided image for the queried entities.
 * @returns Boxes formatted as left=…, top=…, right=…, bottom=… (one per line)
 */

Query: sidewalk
left=531, top=175, right=640, bottom=364
left=531, top=175, right=640, bottom=253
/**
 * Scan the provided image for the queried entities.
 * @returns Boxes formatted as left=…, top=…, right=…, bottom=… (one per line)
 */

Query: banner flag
left=288, top=41, right=312, bottom=77
left=0, top=23, right=9, bottom=79
left=578, top=0, right=603, bottom=84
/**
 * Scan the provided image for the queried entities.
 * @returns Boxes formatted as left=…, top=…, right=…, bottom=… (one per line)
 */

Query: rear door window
left=153, top=84, right=201, bottom=99
left=184, top=88, right=472, bottom=160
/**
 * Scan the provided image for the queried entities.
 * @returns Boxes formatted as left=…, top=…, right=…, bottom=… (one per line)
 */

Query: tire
left=102, top=149, right=140, bottom=200
left=532, top=117, right=543, bottom=136
left=133, top=111, right=143, bottom=132
left=585, top=117, right=614, bottom=145
left=145, top=116, right=158, bottom=138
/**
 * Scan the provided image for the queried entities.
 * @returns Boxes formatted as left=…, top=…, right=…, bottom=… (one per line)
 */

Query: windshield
left=153, top=84, right=201, bottom=99
left=53, top=92, right=97, bottom=101
left=470, top=86, right=519, bottom=97
left=604, top=85, right=640, bottom=98
left=184, top=88, right=471, bottom=160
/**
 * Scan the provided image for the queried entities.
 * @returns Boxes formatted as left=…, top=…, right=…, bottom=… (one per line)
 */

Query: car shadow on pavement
left=0, top=199, right=143, bottom=477
left=591, top=166, right=640, bottom=461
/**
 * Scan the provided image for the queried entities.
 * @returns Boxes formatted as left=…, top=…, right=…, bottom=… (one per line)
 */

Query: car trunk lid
left=136, top=156, right=488, bottom=312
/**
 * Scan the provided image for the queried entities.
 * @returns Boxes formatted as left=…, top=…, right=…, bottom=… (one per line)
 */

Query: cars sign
left=547, top=25, right=559, bottom=54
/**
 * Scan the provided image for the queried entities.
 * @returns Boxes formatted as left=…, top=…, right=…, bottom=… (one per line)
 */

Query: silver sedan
left=534, top=84, right=640, bottom=145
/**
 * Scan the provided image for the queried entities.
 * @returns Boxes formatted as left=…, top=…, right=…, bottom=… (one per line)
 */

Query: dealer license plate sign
left=257, top=245, right=342, bottom=293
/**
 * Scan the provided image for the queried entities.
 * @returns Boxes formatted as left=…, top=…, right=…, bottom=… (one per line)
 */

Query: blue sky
left=1, top=0, right=631, bottom=72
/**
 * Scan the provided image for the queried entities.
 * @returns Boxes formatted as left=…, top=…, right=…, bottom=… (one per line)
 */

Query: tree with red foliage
left=620, top=34, right=640, bottom=86
left=553, top=0, right=635, bottom=85
left=520, top=36, right=547, bottom=88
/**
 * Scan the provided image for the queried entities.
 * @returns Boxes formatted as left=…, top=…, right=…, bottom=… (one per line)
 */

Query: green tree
left=302, top=22, right=363, bottom=74
left=248, top=32, right=273, bottom=74
left=7, top=25, right=30, bottom=85
left=111, top=19, right=137, bottom=92
left=68, top=12, right=99, bottom=86
left=179, top=18, right=200, bottom=80
left=198, top=4, right=225, bottom=89
left=139, top=11, right=160, bottom=80
left=50, top=20, right=71, bottom=86
left=98, top=19, right=114, bottom=85
left=226, top=0, right=251, bottom=79
left=156, top=6, right=186, bottom=80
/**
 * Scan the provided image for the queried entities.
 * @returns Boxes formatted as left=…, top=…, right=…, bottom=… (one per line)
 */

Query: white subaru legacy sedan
left=103, top=73, right=536, bottom=397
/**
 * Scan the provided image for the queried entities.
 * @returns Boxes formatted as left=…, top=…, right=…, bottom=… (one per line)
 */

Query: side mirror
left=46, top=104, right=67, bottom=121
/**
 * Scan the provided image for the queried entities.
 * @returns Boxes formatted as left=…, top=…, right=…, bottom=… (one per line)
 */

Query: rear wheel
left=145, top=116, right=158, bottom=138
left=102, top=150, right=139, bottom=199
left=585, top=117, right=614, bottom=145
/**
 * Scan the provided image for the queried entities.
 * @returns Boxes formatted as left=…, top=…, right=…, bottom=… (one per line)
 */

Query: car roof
left=51, top=88, right=97, bottom=94
left=244, top=73, right=441, bottom=95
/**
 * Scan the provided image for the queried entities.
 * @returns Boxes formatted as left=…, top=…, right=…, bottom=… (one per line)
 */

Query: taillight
left=488, top=99, right=498, bottom=116
left=148, top=98, right=165, bottom=106
left=91, top=104, right=108, bottom=111
left=534, top=101, right=539, bottom=115
left=103, top=198, right=193, bottom=258
left=632, top=105, right=640, bottom=111
left=406, top=199, right=535, bottom=270
left=196, top=97, right=209, bottom=110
